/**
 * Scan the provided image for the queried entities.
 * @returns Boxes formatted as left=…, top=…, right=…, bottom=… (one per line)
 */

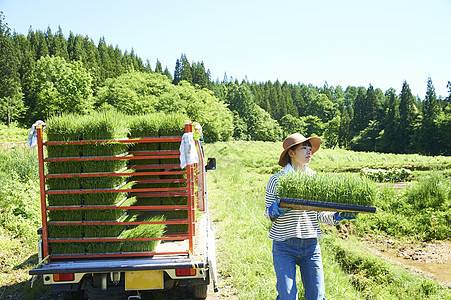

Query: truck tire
left=192, top=284, right=208, bottom=299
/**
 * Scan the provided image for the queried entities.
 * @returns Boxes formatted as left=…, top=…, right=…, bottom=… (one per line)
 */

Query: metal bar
left=133, top=192, right=187, bottom=197
left=45, top=170, right=186, bottom=179
left=37, top=125, right=50, bottom=261
left=50, top=251, right=189, bottom=259
left=195, top=139, right=206, bottom=212
left=131, top=164, right=180, bottom=170
left=49, top=236, right=189, bottom=243
left=133, top=179, right=187, bottom=184
left=185, top=122, right=195, bottom=253
left=47, top=205, right=188, bottom=211
left=45, top=187, right=187, bottom=195
left=49, top=219, right=189, bottom=226
left=44, top=136, right=182, bottom=145
left=44, top=154, right=179, bottom=162
left=129, top=150, right=180, bottom=155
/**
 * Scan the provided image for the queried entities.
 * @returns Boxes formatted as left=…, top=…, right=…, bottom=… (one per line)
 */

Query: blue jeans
left=272, top=238, right=326, bottom=300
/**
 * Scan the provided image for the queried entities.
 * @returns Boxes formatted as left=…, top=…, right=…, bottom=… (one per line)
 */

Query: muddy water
left=363, top=237, right=451, bottom=287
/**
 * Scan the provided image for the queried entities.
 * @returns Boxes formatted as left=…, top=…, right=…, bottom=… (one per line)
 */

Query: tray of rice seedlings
left=277, top=172, right=377, bottom=213
left=137, top=196, right=188, bottom=234
left=119, top=215, right=166, bottom=253
left=51, top=243, right=86, bottom=255
left=159, top=113, right=186, bottom=156
left=85, top=211, right=140, bottom=254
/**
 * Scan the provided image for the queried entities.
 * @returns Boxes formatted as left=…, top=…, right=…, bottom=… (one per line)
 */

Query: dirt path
left=360, top=234, right=451, bottom=287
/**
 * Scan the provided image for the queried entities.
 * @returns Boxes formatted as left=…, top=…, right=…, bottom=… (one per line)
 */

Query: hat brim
left=278, top=137, right=321, bottom=167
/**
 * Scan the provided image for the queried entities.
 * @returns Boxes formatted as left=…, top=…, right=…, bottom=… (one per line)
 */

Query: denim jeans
left=272, top=238, right=326, bottom=300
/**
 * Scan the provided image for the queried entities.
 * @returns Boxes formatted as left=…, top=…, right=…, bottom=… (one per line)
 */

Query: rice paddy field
left=0, top=128, right=450, bottom=298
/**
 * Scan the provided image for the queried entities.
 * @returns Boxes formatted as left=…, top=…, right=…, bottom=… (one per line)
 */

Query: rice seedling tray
left=279, top=197, right=377, bottom=213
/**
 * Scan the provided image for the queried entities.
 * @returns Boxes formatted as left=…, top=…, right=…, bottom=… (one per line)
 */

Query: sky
left=1, top=0, right=450, bottom=98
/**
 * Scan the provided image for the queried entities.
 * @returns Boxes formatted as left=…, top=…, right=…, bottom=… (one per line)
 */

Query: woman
left=265, top=133, right=356, bottom=300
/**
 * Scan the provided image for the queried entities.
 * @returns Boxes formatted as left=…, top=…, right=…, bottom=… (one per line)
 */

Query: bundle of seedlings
left=277, top=172, right=377, bottom=212
left=119, top=215, right=166, bottom=252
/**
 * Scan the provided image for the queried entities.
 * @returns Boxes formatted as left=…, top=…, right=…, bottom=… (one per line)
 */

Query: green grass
left=0, top=123, right=29, bottom=142
left=205, top=141, right=451, bottom=174
left=278, top=172, right=377, bottom=207
left=354, top=172, right=450, bottom=240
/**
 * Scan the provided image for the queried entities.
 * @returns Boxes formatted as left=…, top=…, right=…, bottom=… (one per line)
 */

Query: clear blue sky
left=2, top=0, right=450, bottom=98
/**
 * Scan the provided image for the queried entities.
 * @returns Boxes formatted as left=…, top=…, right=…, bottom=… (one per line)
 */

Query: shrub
left=360, top=167, right=413, bottom=182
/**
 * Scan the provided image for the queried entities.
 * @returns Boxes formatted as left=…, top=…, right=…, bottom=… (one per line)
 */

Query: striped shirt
left=265, top=168, right=339, bottom=241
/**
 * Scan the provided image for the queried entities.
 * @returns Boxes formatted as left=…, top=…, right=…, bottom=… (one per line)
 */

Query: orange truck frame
left=29, top=121, right=218, bottom=299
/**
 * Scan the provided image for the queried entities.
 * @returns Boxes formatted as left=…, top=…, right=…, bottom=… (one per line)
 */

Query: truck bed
left=30, top=213, right=210, bottom=276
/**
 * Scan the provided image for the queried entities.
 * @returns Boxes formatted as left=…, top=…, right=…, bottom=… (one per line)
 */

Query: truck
left=29, top=120, right=218, bottom=299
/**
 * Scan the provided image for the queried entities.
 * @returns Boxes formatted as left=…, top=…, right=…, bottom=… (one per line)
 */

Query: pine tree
left=53, top=26, right=69, bottom=60
left=338, top=104, right=351, bottom=148
left=365, top=84, right=379, bottom=122
left=163, top=67, right=172, bottom=80
left=419, top=77, right=441, bottom=155
left=381, top=89, right=401, bottom=153
left=154, top=59, right=163, bottom=74
left=0, top=12, right=24, bottom=125
left=180, top=54, right=192, bottom=83
left=398, top=81, right=418, bottom=153
left=350, top=87, right=367, bottom=134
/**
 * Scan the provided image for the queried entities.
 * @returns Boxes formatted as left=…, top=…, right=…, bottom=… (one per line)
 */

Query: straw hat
left=278, top=133, right=321, bottom=167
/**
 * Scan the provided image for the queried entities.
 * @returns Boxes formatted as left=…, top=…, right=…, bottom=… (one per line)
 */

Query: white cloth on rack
left=179, top=132, right=199, bottom=169
left=27, top=120, right=46, bottom=148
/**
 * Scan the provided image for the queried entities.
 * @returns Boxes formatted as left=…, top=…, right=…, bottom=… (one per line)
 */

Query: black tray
left=280, top=197, right=377, bottom=213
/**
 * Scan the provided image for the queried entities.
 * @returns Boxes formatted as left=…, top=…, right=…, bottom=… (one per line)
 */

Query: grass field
left=0, top=132, right=449, bottom=299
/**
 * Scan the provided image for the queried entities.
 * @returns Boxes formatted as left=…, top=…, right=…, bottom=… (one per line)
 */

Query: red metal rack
left=36, top=121, right=204, bottom=262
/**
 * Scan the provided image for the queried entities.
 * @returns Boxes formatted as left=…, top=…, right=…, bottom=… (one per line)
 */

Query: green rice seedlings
left=81, top=110, right=129, bottom=173
left=47, top=210, right=83, bottom=222
left=83, top=181, right=134, bottom=206
left=51, top=243, right=86, bottom=255
left=158, top=113, right=186, bottom=155
left=277, top=172, right=377, bottom=207
left=119, top=215, right=166, bottom=252
left=137, top=196, right=188, bottom=234
left=47, top=224, right=84, bottom=238
left=86, top=242, right=121, bottom=254
left=128, top=113, right=163, bottom=152
left=84, top=196, right=137, bottom=221
left=45, top=114, right=84, bottom=209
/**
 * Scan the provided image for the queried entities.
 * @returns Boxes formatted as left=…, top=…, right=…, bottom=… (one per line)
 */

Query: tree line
left=0, top=12, right=449, bottom=155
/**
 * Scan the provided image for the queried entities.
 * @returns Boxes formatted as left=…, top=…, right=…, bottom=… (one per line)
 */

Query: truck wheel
left=192, top=284, right=208, bottom=299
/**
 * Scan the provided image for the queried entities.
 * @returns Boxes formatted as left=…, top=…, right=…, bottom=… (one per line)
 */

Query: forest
left=0, top=12, right=450, bottom=155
